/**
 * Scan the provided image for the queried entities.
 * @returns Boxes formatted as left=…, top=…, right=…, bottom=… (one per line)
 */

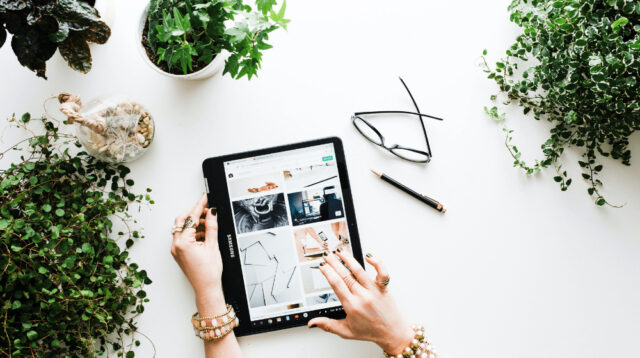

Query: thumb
left=308, top=317, right=352, bottom=339
left=204, top=208, right=219, bottom=244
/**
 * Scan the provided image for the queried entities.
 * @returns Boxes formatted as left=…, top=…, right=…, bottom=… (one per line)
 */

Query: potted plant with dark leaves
left=138, top=0, right=289, bottom=80
left=0, top=0, right=113, bottom=79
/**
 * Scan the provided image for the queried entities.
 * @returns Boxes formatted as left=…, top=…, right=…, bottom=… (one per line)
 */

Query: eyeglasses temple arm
left=353, top=110, right=444, bottom=121
left=398, top=77, right=433, bottom=157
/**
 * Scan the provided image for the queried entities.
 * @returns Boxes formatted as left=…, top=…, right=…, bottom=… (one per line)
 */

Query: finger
left=318, top=262, right=352, bottom=304
left=324, top=253, right=364, bottom=295
left=172, top=211, right=189, bottom=245
left=189, top=193, right=208, bottom=219
left=365, top=253, right=390, bottom=290
left=204, top=207, right=219, bottom=244
left=308, top=317, right=352, bottom=339
left=173, top=211, right=188, bottom=226
left=335, top=248, right=373, bottom=289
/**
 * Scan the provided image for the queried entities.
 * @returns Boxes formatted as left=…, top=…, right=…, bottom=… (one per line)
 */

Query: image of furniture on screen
left=293, top=222, right=350, bottom=262
left=287, top=185, right=344, bottom=226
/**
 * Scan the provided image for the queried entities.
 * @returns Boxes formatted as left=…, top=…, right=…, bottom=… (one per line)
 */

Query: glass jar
left=67, top=95, right=155, bottom=163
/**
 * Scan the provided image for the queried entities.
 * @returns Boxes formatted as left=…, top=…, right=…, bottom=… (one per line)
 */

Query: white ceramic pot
left=137, top=4, right=228, bottom=80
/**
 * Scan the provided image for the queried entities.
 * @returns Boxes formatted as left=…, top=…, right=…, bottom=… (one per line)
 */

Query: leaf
left=0, top=0, right=29, bottom=11
left=26, top=330, right=37, bottom=341
left=612, top=17, right=629, bottom=30
left=10, top=30, right=57, bottom=79
left=54, top=0, right=103, bottom=31
left=55, top=208, right=65, bottom=217
left=50, top=22, right=70, bottom=43
left=0, top=219, right=8, bottom=230
left=225, top=26, right=247, bottom=43
left=58, top=33, right=92, bottom=73
left=85, top=21, right=111, bottom=44
left=270, top=0, right=289, bottom=29
left=256, top=0, right=276, bottom=15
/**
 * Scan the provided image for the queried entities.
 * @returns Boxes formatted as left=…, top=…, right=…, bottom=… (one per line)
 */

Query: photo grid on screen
left=224, top=144, right=354, bottom=321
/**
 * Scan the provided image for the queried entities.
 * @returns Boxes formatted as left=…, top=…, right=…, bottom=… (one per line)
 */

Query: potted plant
left=138, top=0, right=289, bottom=80
left=0, top=0, right=113, bottom=79
left=482, top=0, right=640, bottom=206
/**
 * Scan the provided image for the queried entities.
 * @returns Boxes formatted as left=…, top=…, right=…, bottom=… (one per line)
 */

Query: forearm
left=196, top=289, right=243, bottom=358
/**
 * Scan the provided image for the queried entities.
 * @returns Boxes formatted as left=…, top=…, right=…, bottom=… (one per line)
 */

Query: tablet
left=202, top=137, right=364, bottom=336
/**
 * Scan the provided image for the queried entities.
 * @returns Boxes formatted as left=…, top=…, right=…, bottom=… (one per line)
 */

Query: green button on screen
left=322, top=156, right=333, bottom=162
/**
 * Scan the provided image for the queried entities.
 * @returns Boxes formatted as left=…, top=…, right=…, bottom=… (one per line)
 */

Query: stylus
left=371, top=170, right=446, bottom=213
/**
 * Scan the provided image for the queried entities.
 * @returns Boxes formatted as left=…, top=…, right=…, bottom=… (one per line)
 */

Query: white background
left=1, top=1, right=639, bottom=357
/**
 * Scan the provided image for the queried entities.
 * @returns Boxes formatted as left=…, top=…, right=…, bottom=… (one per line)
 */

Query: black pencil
left=371, top=170, right=446, bottom=213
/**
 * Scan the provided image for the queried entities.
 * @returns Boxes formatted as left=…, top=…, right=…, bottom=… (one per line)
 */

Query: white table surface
left=2, top=1, right=640, bottom=357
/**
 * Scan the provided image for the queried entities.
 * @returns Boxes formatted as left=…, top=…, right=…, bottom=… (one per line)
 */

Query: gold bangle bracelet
left=194, top=317, right=239, bottom=342
left=383, top=325, right=437, bottom=358
left=191, top=304, right=237, bottom=330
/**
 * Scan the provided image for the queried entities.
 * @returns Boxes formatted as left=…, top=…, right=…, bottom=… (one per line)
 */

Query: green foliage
left=482, top=0, right=640, bottom=206
left=0, top=114, right=153, bottom=357
left=0, top=0, right=111, bottom=79
left=147, top=0, right=288, bottom=78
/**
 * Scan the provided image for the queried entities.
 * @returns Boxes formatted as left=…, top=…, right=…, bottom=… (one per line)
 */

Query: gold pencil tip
left=371, top=169, right=382, bottom=177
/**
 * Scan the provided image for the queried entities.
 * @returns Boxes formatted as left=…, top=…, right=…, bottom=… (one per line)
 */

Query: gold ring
left=182, top=216, right=197, bottom=230
left=376, top=276, right=390, bottom=287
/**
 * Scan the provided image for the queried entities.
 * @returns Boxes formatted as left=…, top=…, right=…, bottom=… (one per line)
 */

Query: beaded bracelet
left=191, top=304, right=240, bottom=342
left=383, top=325, right=437, bottom=358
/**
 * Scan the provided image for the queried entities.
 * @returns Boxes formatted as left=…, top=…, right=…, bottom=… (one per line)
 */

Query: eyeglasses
left=352, top=77, right=443, bottom=163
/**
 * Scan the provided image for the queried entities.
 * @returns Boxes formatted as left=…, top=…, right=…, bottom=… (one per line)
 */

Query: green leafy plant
left=145, top=0, right=289, bottom=78
left=481, top=0, right=640, bottom=206
left=0, top=114, right=154, bottom=357
left=0, top=0, right=111, bottom=79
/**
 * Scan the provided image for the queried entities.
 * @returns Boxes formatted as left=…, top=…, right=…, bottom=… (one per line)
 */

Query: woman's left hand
left=308, top=250, right=415, bottom=355
left=171, top=194, right=225, bottom=313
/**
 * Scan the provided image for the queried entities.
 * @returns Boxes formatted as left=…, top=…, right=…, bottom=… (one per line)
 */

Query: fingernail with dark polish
left=319, top=262, right=326, bottom=267
left=337, top=248, right=343, bottom=253
left=210, top=207, right=217, bottom=215
left=323, top=251, right=329, bottom=256
left=366, top=253, right=372, bottom=258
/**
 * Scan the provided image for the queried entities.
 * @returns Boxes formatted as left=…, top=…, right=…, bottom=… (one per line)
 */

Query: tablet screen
left=222, top=143, right=351, bottom=323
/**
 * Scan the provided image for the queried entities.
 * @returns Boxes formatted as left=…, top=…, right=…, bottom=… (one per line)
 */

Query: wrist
left=195, top=287, right=226, bottom=316
left=377, top=325, right=415, bottom=355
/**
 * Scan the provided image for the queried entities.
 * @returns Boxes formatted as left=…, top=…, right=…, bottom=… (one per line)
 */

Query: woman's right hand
left=307, top=251, right=416, bottom=356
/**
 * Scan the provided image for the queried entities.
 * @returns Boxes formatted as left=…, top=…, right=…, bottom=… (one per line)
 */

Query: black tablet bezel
left=202, top=137, right=364, bottom=336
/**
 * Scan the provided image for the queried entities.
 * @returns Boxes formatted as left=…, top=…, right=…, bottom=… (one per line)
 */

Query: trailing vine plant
left=481, top=0, right=640, bottom=206
left=0, top=114, right=154, bottom=357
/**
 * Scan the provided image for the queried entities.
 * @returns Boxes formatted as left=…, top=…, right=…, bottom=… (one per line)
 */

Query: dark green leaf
left=58, top=33, right=92, bottom=73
